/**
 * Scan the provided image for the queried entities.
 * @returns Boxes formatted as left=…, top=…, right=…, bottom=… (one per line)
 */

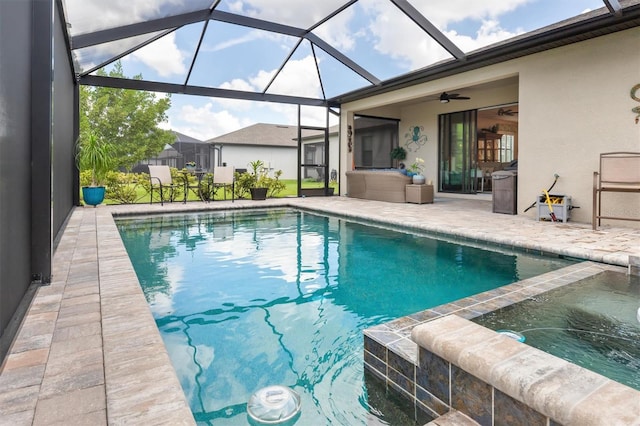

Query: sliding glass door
left=439, top=110, right=478, bottom=193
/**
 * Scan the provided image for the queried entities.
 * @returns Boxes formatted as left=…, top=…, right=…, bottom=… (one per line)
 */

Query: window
left=353, top=115, right=399, bottom=169
left=499, top=134, right=515, bottom=162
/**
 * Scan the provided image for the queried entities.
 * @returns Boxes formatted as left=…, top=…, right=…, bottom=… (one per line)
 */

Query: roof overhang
left=328, top=2, right=640, bottom=106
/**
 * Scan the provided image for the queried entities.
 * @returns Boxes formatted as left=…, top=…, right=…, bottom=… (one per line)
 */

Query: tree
left=79, top=62, right=174, bottom=171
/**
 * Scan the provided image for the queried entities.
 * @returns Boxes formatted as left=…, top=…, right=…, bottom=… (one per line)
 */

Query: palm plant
left=76, top=132, right=113, bottom=187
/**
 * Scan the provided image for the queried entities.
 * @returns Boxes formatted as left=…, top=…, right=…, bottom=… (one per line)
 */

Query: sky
left=66, top=0, right=607, bottom=141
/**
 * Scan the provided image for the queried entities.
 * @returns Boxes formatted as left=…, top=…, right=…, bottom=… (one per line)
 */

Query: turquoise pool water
left=116, top=209, right=574, bottom=425
left=474, top=270, right=640, bottom=391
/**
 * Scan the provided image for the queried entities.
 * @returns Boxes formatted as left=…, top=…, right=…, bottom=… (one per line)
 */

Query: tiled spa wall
left=363, top=263, right=639, bottom=425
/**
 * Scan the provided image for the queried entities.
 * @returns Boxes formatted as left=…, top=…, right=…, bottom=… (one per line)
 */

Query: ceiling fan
left=498, top=108, right=518, bottom=116
left=440, top=92, right=470, bottom=103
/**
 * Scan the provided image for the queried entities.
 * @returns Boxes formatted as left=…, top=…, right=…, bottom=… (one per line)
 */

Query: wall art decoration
left=404, top=125, right=428, bottom=152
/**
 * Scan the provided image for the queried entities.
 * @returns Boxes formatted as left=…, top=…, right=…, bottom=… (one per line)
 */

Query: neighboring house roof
left=207, top=123, right=305, bottom=148
left=156, top=144, right=181, bottom=159
left=300, top=125, right=340, bottom=141
left=172, top=130, right=206, bottom=145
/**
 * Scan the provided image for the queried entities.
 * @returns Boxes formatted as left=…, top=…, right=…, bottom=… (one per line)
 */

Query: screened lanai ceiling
left=62, top=0, right=634, bottom=107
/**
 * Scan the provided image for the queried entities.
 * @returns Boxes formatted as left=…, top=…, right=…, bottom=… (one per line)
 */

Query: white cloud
left=414, top=0, right=527, bottom=26
left=131, top=33, right=187, bottom=77
left=262, top=56, right=322, bottom=99
left=309, top=7, right=356, bottom=52
left=360, top=0, right=527, bottom=70
left=167, top=102, right=253, bottom=140
left=65, top=0, right=163, bottom=34
left=449, top=20, right=524, bottom=53
left=234, top=0, right=352, bottom=28
left=207, top=31, right=265, bottom=52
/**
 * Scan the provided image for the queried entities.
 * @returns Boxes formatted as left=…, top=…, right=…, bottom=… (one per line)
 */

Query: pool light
left=496, top=329, right=526, bottom=342
left=247, top=385, right=301, bottom=424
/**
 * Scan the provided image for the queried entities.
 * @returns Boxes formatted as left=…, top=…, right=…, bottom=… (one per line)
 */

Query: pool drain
left=496, top=329, right=526, bottom=342
left=247, top=385, right=301, bottom=424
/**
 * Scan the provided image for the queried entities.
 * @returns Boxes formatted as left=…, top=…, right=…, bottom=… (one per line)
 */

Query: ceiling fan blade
left=498, top=108, right=516, bottom=115
left=440, top=91, right=470, bottom=102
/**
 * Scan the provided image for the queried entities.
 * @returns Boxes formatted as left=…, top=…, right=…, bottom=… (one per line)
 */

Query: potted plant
left=76, top=132, right=113, bottom=206
left=234, top=160, right=286, bottom=200
left=390, top=146, right=407, bottom=167
left=246, top=160, right=268, bottom=200
left=408, top=157, right=426, bottom=184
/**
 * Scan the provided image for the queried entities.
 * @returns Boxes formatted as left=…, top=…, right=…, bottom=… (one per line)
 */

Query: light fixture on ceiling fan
left=498, top=108, right=518, bottom=116
left=440, top=92, right=470, bottom=103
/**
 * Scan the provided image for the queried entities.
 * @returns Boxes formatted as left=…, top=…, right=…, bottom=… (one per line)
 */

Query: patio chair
left=148, top=165, right=179, bottom=205
left=473, top=168, right=485, bottom=192
left=592, top=152, right=640, bottom=229
left=212, top=166, right=235, bottom=202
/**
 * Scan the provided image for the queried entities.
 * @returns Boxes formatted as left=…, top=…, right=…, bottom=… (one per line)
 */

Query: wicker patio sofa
left=346, top=170, right=412, bottom=203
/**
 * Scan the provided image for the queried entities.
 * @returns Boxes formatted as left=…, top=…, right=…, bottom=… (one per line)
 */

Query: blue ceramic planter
left=82, top=186, right=105, bottom=207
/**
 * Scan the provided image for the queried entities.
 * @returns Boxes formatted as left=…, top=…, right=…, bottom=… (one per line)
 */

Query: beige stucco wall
left=219, top=145, right=298, bottom=179
left=517, top=28, right=640, bottom=225
left=340, top=27, right=640, bottom=227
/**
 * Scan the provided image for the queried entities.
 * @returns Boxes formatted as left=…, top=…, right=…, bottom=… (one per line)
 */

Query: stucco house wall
left=216, top=145, right=298, bottom=178
left=340, top=27, right=640, bottom=227
left=207, top=123, right=301, bottom=179
left=517, top=28, right=640, bottom=225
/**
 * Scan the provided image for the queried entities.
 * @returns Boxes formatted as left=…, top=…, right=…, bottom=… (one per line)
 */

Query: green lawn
left=93, top=179, right=337, bottom=205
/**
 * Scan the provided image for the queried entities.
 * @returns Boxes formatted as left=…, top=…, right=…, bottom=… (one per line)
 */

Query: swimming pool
left=473, top=269, right=640, bottom=391
left=116, top=208, right=574, bottom=425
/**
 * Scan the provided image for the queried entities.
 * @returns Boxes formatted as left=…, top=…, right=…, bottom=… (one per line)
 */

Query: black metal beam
left=80, top=75, right=329, bottom=106
left=311, top=43, right=326, bottom=100
left=389, top=0, right=465, bottom=60
left=211, top=10, right=380, bottom=85
left=72, top=9, right=211, bottom=49
left=210, top=10, right=307, bottom=37
left=32, top=0, right=53, bottom=283
left=71, top=7, right=380, bottom=91
left=79, top=29, right=176, bottom=77
left=308, top=0, right=358, bottom=32
left=603, top=0, right=623, bottom=16
left=263, top=38, right=304, bottom=94
left=184, top=21, right=209, bottom=86
left=306, top=33, right=381, bottom=85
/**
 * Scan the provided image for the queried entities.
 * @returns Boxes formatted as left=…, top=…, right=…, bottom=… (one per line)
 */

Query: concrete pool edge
left=363, top=262, right=640, bottom=424
left=95, top=208, right=196, bottom=424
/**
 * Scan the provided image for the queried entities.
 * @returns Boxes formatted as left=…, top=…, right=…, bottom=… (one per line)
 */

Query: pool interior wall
left=364, top=261, right=640, bottom=425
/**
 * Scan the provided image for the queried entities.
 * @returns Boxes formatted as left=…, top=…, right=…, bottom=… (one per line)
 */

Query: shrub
left=104, top=171, right=147, bottom=204
left=234, top=160, right=285, bottom=199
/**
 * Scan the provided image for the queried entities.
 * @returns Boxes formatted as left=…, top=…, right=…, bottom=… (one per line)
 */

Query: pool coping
left=1, top=197, right=639, bottom=425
